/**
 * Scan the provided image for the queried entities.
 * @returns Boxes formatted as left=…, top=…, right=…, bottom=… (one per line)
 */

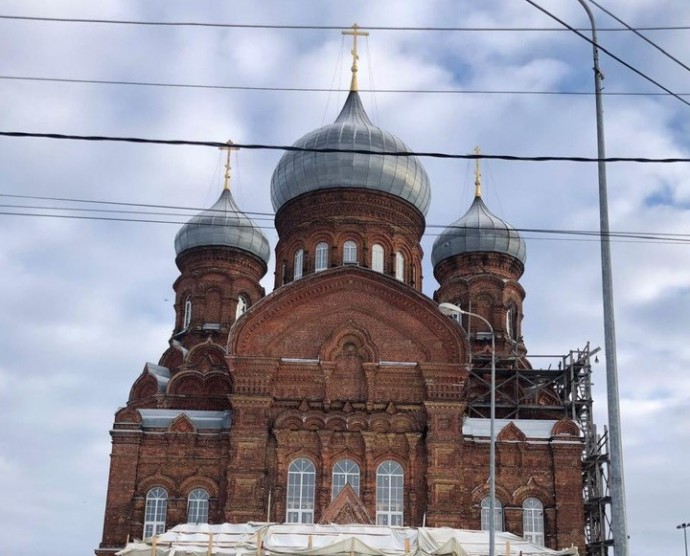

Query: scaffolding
left=466, top=342, right=613, bottom=555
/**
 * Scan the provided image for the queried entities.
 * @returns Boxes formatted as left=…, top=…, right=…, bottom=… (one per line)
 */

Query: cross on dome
left=219, top=139, right=239, bottom=191
left=342, top=23, right=369, bottom=92
left=474, top=146, right=482, bottom=198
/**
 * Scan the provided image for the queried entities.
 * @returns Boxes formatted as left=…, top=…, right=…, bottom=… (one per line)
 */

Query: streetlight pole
left=438, top=302, right=496, bottom=556
left=573, top=3, right=629, bottom=555
left=678, top=523, right=689, bottom=556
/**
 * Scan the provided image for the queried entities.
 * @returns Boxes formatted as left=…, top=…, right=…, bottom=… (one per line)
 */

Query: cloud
left=1, top=1, right=690, bottom=555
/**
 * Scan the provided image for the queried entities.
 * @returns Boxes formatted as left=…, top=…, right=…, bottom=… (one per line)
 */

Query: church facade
left=97, top=76, right=586, bottom=554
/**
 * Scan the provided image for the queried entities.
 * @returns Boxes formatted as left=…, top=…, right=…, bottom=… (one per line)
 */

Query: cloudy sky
left=1, top=1, right=689, bottom=554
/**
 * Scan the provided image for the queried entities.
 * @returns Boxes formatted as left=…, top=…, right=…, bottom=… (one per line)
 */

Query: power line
left=1, top=14, right=687, bottom=32
left=3, top=194, right=690, bottom=245
left=2, top=208, right=690, bottom=246
left=523, top=0, right=690, bottom=109
left=3, top=74, right=687, bottom=98
left=590, top=0, right=690, bottom=76
left=1, top=131, right=689, bottom=163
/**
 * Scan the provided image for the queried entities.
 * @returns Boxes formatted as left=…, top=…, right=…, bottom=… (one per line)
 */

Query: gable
left=319, top=483, right=373, bottom=525
left=229, top=266, right=466, bottom=364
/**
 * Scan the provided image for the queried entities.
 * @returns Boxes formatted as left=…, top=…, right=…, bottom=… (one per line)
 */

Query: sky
left=1, top=1, right=689, bottom=554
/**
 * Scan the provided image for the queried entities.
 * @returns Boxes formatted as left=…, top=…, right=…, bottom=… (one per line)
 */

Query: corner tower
left=162, top=145, right=270, bottom=361
left=432, top=153, right=527, bottom=360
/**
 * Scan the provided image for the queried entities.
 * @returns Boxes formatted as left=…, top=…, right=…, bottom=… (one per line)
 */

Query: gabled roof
left=319, top=483, right=373, bottom=525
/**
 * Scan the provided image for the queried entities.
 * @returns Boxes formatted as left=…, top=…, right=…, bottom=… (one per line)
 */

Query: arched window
left=371, top=244, right=384, bottom=273
left=480, top=497, right=504, bottom=532
left=332, top=459, right=360, bottom=499
left=376, top=460, right=403, bottom=526
left=235, top=295, right=248, bottom=320
left=343, top=241, right=358, bottom=264
left=294, top=249, right=304, bottom=280
left=143, top=487, right=168, bottom=539
left=315, top=242, right=329, bottom=272
left=286, top=458, right=316, bottom=523
left=183, top=296, right=192, bottom=329
left=523, top=498, right=544, bottom=545
left=395, top=251, right=405, bottom=282
left=187, top=488, right=210, bottom=524
left=506, top=305, right=516, bottom=338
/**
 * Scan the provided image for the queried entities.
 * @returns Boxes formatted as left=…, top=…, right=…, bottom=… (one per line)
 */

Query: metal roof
left=431, top=196, right=526, bottom=266
left=144, top=362, right=170, bottom=394
left=138, top=409, right=232, bottom=430
left=174, top=189, right=270, bottom=264
left=270, top=91, right=431, bottom=215
left=463, top=418, right=567, bottom=439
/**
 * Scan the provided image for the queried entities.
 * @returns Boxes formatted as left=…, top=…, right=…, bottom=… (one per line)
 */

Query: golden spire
left=219, top=140, right=238, bottom=191
left=342, top=23, right=369, bottom=92
left=473, top=145, right=482, bottom=198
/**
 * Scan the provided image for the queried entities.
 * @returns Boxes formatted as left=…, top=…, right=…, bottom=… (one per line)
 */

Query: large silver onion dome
left=431, top=195, right=526, bottom=267
left=175, top=189, right=271, bottom=264
left=270, top=91, right=431, bottom=215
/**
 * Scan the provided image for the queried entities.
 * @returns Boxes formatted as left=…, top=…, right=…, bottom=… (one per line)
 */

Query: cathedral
left=97, top=43, right=588, bottom=555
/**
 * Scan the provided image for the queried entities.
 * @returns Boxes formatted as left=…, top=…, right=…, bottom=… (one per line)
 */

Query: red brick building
left=97, top=86, right=586, bottom=555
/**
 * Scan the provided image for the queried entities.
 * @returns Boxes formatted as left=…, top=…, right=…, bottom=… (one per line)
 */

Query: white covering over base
left=116, top=523, right=578, bottom=556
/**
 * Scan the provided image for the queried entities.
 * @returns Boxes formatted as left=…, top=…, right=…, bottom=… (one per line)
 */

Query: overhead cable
left=2, top=207, right=690, bottom=246
left=3, top=74, right=687, bottom=97
left=3, top=194, right=690, bottom=244
left=1, top=131, right=689, bottom=163
left=523, top=0, right=690, bottom=108
left=590, top=0, right=690, bottom=76
left=0, top=14, right=687, bottom=32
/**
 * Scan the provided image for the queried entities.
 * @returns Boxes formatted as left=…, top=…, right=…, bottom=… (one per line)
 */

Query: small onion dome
left=174, top=189, right=271, bottom=264
left=270, top=91, right=431, bottom=215
left=431, top=195, right=526, bottom=267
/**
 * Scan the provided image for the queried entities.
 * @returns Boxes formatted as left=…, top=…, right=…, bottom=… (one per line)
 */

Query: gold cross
left=219, top=140, right=239, bottom=191
left=474, top=146, right=482, bottom=198
left=342, top=23, right=369, bottom=92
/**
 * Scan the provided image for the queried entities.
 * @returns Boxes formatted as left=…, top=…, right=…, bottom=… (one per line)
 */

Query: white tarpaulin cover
left=116, top=523, right=578, bottom=556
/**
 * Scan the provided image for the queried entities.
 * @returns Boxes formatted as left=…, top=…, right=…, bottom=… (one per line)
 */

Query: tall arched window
left=343, top=241, right=358, bottom=264
left=376, top=460, right=404, bottom=526
left=294, top=249, right=304, bottom=280
left=183, top=296, right=192, bottom=329
left=235, top=295, right=248, bottom=320
left=332, top=459, right=360, bottom=499
left=143, top=487, right=168, bottom=539
left=395, top=251, right=405, bottom=282
left=371, top=244, right=384, bottom=273
left=286, top=458, right=316, bottom=523
left=480, top=497, right=504, bottom=532
left=523, top=498, right=544, bottom=545
left=315, top=242, right=329, bottom=272
left=187, top=488, right=210, bottom=524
